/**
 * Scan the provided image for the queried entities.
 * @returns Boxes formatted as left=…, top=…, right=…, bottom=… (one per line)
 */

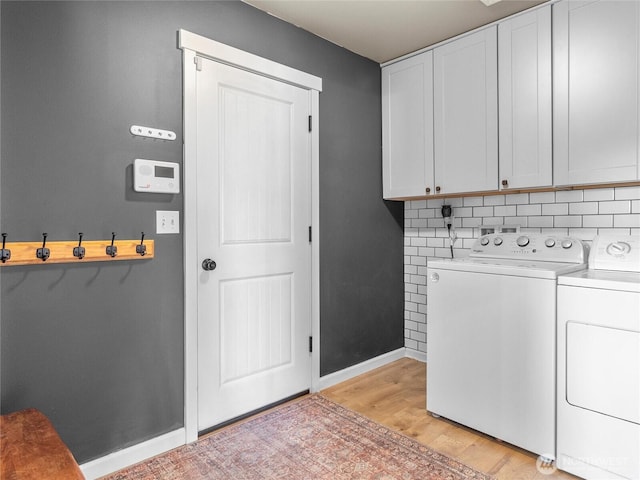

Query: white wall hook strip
left=130, top=125, right=176, bottom=141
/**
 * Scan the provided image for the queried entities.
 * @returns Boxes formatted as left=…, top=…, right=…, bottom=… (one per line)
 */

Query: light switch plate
left=156, top=210, right=180, bottom=234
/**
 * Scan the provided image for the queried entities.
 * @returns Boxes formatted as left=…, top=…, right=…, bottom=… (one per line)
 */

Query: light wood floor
left=322, top=357, right=579, bottom=480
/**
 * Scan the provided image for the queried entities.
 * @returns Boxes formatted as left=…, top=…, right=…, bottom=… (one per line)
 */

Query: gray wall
left=0, top=0, right=404, bottom=463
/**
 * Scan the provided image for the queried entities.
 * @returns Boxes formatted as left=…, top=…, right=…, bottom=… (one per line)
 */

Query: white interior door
left=195, top=57, right=312, bottom=431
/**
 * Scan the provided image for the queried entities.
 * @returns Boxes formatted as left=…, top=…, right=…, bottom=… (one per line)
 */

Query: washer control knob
left=516, top=236, right=530, bottom=247
left=545, top=238, right=556, bottom=248
left=494, top=237, right=503, bottom=246
left=480, top=236, right=490, bottom=246
left=561, top=239, right=573, bottom=249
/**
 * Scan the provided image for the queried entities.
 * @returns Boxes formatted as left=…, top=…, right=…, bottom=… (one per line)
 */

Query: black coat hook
left=1, top=233, right=11, bottom=263
left=136, top=232, right=147, bottom=256
left=36, top=232, right=50, bottom=261
left=106, top=232, right=117, bottom=257
left=73, top=232, right=85, bottom=259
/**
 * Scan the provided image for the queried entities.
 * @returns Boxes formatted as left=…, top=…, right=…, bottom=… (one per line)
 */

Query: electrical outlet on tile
left=156, top=210, right=179, bottom=234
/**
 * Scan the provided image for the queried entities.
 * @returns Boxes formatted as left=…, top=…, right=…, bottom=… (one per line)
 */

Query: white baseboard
left=405, top=348, right=427, bottom=363
left=80, top=428, right=185, bottom=480
left=81, top=348, right=427, bottom=478
left=314, top=347, right=409, bottom=391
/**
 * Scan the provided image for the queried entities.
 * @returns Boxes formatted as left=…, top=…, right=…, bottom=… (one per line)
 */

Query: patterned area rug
left=103, top=395, right=492, bottom=480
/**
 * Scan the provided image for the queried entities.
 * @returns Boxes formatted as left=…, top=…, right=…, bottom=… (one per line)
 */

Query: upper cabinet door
left=434, top=27, right=498, bottom=195
left=498, top=6, right=552, bottom=190
left=554, top=0, right=640, bottom=185
left=382, top=51, right=434, bottom=199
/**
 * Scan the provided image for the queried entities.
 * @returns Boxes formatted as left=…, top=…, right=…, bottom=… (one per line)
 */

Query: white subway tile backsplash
left=569, top=228, right=598, bottom=240
left=554, top=215, right=582, bottom=228
left=541, top=228, right=569, bottom=236
left=427, top=237, right=444, bottom=248
left=482, top=217, right=505, bottom=225
left=494, top=205, right=517, bottom=216
left=411, top=219, right=428, bottom=228
left=463, top=196, right=484, bottom=207
left=473, top=206, right=494, bottom=217
left=528, top=216, right=554, bottom=228
left=505, top=193, right=529, bottom=204
left=404, top=246, right=418, bottom=256
left=484, top=195, right=506, bottom=206
left=418, top=228, right=436, bottom=237
left=569, top=202, right=598, bottom=215
left=583, top=214, right=613, bottom=228
left=599, top=228, right=632, bottom=236
left=599, top=200, right=631, bottom=214
left=584, top=188, right=615, bottom=201
left=411, top=330, right=426, bottom=343
left=529, top=191, right=556, bottom=203
left=403, top=187, right=640, bottom=355
left=410, top=237, right=427, bottom=247
left=614, top=214, right=640, bottom=228
left=504, top=216, right=526, bottom=226
left=455, top=207, right=473, bottom=217
left=457, top=228, right=475, bottom=239
left=410, top=256, right=427, bottom=266
left=556, top=190, right=584, bottom=202
left=517, top=204, right=542, bottom=216
left=462, top=217, right=483, bottom=227
left=615, top=186, right=640, bottom=200
left=542, top=203, right=568, bottom=215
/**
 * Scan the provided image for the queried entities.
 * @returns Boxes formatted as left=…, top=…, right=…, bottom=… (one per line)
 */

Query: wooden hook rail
left=0, top=239, right=154, bottom=267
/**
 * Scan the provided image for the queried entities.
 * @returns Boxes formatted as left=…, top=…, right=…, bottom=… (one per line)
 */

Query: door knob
left=202, top=258, right=217, bottom=271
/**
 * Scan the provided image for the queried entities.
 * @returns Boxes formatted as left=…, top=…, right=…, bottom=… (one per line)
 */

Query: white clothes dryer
left=557, top=235, right=640, bottom=480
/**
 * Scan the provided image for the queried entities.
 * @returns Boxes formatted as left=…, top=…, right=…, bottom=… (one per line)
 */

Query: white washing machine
left=427, top=233, right=587, bottom=458
left=557, top=235, right=640, bottom=480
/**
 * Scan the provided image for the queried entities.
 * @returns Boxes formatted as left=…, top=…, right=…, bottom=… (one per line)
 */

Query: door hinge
left=308, top=115, right=312, bottom=132
left=308, top=226, right=312, bottom=242
left=194, top=56, right=203, bottom=72
left=309, top=336, right=313, bottom=353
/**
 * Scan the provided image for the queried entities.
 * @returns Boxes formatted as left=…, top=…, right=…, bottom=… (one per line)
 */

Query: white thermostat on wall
left=133, top=159, right=180, bottom=194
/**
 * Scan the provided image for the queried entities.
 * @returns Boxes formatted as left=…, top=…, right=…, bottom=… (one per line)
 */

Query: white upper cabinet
left=554, top=0, right=640, bottom=185
left=382, top=51, right=434, bottom=199
left=498, top=6, right=552, bottom=190
left=434, top=27, right=498, bottom=195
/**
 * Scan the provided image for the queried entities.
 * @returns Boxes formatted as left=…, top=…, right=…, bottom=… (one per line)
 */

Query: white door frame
left=179, top=29, right=322, bottom=443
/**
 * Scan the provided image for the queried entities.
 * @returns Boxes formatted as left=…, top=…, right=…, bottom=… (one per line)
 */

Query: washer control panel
left=590, top=235, right=640, bottom=272
left=471, top=233, right=586, bottom=263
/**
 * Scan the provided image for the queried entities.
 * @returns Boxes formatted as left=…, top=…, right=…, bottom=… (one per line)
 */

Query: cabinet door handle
left=425, top=187, right=431, bottom=194
left=435, top=186, right=441, bottom=193
left=501, top=179, right=508, bottom=187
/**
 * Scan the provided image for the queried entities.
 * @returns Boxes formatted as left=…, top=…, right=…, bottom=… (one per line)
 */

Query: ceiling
left=243, top=0, right=548, bottom=63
